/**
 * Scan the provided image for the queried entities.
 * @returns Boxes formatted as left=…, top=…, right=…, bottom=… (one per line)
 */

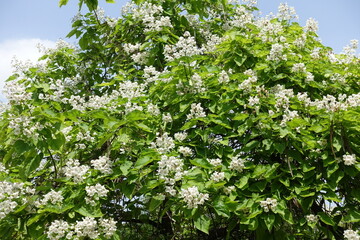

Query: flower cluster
left=131, top=2, right=172, bottom=32
left=208, top=158, right=222, bottom=167
left=123, top=43, right=149, bottom=64
left=157, top=155, right=185, bottom=195
left=229, top=155, right=246, bottom=172
left=63, top=159, right=89, bottom=183
left=91, top=156, right=113, bottom=175
left=255, top=17, right=283, bottom=42
left=162, top=113, right=172, bottom=123
left=180, top=186, right=209, bottom=209
left=343, top=154, right=356, bottom=166
left=174, top=131, right=187, bottom=142
left=36, top=190, right=63, bottom=206
left=0, top=181, right=34, bottom=219
left=157, top=155, right=184, bottom=182
left=267, top=43, right=287, bottom=61
left=304, top=18, right=318, bottom=32
left=277, top=3, right=298, bottom=21
left=291, top=63, right=307, bottom=73
left=186, top=103, right=206, bottom=120
left=85, top=184, right=109, bottom=206
left=228, top=5, right=254, bottom=28
left=47, top=217, right=117, bottom=240
left=210, top=171, right=225, bottom=182
left=4, top=81, right=32, bottom=102
left=218, top=70, right=230, bottom=84
left=305, top=214, right=318, bottom=223
left=150, top=132, right=175, bottom=154
left=164, top=31, right=203, bottom=62
left=178, top=146, right=193, bottom=157
left=147, top=103, right=161, bottom=116
left=344, top=230, right=360, bottom=240
left=260, top=198, right=278, bottom=212
left=239, top=69, right=257, bottom=92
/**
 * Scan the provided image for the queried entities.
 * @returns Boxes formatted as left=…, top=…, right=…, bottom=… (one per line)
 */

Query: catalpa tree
left=0, top=0, right=359, bottom=239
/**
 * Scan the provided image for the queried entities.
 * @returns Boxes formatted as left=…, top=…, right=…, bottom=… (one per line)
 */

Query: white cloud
left=0, top=38, right=56, bottom=102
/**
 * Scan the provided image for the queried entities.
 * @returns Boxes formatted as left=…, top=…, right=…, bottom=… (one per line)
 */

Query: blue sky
left=0, top=0, right=359, bottom=101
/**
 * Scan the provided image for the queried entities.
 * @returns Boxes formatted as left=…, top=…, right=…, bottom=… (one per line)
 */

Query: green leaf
left=344, top=210, right=360, bottom=223
left=135, top=155, right=154, bottom=169
left=134, top=122, right=152, bottom=132
left=211, top=117, right=232, bottom=129
left=40, top=204, right=74, bottom=214
left=252, top=165, right=267, bottom=178
left=120, top=161, right=133, bottom=176
left=194, top=215, right=210, bottom=234
left=59, top=0, right=70, bottom=7
left=121, top=182, right=136, bottom=199
left=149, top=195, right=164, bottom=211
left=190, top=158, right=213, bottom=169
left=317, top=212, right=335, bottom=226
left=213, top=197, right=230, bottom=218
left=105, top=0, right=115, bottom=2
left=126, top=110, right=147, bottom=121
left=49, top=133, right=65, bottom=150
left=263, top=214, right=275, bottom=231
left=75, top=205, right=103, bottom=217
left=242, top=140, right=259, bottom=152
left=274, top=142, right=286, bottom=154
left=233, top=113, right=248, bottom=121
left=14, top=140, right=31, bottom=154
left=235, top=175, right=249, bottom=189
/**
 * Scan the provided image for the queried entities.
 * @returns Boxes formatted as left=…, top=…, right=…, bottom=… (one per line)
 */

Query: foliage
left=0, top=0, right=360, bottom=239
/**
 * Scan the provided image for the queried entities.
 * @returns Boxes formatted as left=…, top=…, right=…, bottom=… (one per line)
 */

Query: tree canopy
left=0, top=0, right=360, bottom=239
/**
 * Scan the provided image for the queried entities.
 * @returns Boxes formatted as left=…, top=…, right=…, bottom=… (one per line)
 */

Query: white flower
left=151, top=132, right=175, bottom=154
left=74, top=217, right=99, bottom=239
left=229, top=155, right=245, bottom=172
left=180, top=186, right=209, bottom=209
left=305, top=214, right=318, bottom=223
left=63, top=159, right=89, bottom=183
left=147, top=103, right=160, bottom=116
left=304, top=18, right=318, bottom=32
left=99, top=218, right=117, bottom=239
left=189, top=73, right=206, bottom=93
left=210, top=171, right=225, bottom=182
left=218, top=70, right=230, bottom=84
left=277, top=3, right=297, bottom=21
left=85, top=184, right=109, bottom=206
left=123, top=43, right=141, bottom=54
left=305, top=72, right=314, bottom=82
left=178, top=146, right=193, bottom=157
left=248, top=96, right=260, bottom=106
left=174, top=132, right=187, bottom=142
left=291, top=63, right=306, bottom=73
left=260, top=198, right=277, bottom=212
left=165, top=185, right=177, bottom=196
left=208, top=158, right=222, bottom=167
left=164, top=31, right=203, bottom=61
left=343, top=154, right=356, bottom=166
left=228, top=5, right=254, bottom=28
left=267, top=43, right=287, bottom=61
left=344, top=229, right=360, bottom=240
left=38, top=190, right=63, bottom=206
left=162, top=113, right=172, bottom=123
left=350, top=39, right=359, bottom=49
left=187, top=103, right=206, bottom=120
left=47, top=220, right=70, bottom=240
left=223, top=186, right=235, bottom=195
left=157, top=155, right=184, bottom=182
left=91, top=156, right=113, bottom=175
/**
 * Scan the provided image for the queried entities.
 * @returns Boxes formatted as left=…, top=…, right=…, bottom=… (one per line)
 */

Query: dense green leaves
left=1, top=0, right=360, bottom=239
